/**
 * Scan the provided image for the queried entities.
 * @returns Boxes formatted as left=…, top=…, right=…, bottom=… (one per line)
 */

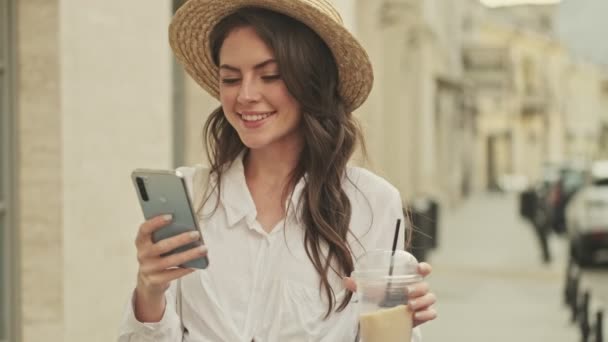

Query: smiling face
left=218, top=26, right=303, bottom=153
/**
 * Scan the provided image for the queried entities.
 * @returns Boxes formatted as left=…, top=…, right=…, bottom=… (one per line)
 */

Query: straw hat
left=169, top=0, right=374, bottom=112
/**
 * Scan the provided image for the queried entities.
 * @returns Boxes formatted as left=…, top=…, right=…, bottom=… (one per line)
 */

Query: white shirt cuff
left=118, top=289, right=181, bottom=339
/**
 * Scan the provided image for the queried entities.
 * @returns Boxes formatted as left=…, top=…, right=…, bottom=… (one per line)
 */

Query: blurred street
left=422, top=192, right=607, bottom=341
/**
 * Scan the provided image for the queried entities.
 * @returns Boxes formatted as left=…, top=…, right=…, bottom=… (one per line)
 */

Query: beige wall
left=510, top=35, right=553, bottom=182
left=17, top=1, right=174, bottom=341
left=17, top=0, right=63, bottom=341
left=351, top=0, right=383, bottom=170
left=562, top=62, right=604, bottom=160
left=464, top=7, right=575, bottom=187
left=181, top=74, right=218, bottom=167
left=543, top=46, right=568, bottom=164
left=59, top=1, right=173, bottom=341
left=354, top=0, right=428, bottom=201
left=352, top=0, right=470, bottom=206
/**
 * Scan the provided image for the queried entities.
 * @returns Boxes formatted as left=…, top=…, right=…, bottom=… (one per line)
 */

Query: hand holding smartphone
left=131, top=169, right=209, bottom=269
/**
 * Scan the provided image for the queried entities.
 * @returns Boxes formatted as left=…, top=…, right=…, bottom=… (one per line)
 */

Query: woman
left=119, top=0, right=437, bottom=341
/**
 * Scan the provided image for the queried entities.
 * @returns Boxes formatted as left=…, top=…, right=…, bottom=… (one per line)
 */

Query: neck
left=244, top=142, right=303, bottom=188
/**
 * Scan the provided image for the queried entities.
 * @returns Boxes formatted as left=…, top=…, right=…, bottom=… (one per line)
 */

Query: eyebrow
left=219, top=59, right=277, bottom=72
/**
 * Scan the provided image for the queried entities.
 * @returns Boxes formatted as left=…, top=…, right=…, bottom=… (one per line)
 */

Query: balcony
left=463, top=46, right=513, bottom=92
left=520, top=92, right=548, bottom=116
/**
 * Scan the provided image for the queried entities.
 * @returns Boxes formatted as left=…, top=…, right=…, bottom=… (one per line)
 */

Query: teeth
left=241, top=112, right=272, bottom=122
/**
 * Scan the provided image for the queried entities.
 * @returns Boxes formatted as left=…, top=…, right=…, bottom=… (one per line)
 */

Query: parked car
left=565, top=160, right=608, bottom=266
left=520, top=162, right=586, bottom=231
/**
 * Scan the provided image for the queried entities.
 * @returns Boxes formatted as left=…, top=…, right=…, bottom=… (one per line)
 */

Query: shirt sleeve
left=117, top=281, right=183, bottom=342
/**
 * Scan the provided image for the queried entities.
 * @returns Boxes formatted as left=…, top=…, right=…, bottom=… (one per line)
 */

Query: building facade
left=462, top=1, right=608, bottom=189
left=351, top=0, right=474, bottom=206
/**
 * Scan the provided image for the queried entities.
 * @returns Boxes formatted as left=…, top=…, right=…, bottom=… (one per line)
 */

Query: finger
left=406, top=282, right=429, bottom=299
left=342, top=277, right=357, bottom=292
left=413, top=307, right=437, bottom=327
left=135, top=214, right=173, bottom=247
left=143, top=245, right=208, bottom=273
left=145, top=267, right=196, bottom=287
left=145, top=230, right=201, bottom=258
left=408, top=292, right=437, bottom=312
left=417, top=262, right=432, bottom=277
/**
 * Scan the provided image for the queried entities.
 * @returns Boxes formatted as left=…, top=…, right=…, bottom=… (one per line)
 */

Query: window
left=0, top=0, right=15, bottom=341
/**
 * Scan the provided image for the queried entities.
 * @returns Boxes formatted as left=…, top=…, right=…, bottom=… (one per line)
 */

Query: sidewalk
left=421, top=192, right=578, bottom=342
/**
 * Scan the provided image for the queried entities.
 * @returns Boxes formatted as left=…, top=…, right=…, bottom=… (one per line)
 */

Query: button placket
left=244, top=228, right=272, bottom=338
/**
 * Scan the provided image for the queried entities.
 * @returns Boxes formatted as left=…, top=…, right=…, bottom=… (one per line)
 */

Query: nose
left=237, top=76, right=261, bottom=104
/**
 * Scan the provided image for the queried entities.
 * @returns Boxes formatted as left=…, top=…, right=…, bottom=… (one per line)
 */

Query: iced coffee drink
left=352, top=250, right=420, bottom=342
left=359, top=305, right=413, bottom=342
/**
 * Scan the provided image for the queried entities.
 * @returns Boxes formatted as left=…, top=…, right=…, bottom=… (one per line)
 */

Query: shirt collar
left=220, top=152, right=257, bottom=227
left=220, top=152, right=306, bottom=228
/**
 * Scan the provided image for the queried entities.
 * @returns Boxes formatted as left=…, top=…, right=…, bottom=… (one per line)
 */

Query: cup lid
left=351, top=249, right=421, bottom=282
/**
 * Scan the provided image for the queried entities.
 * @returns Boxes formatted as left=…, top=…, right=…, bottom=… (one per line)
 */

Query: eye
left=221, top=78, right=240, bottom=85
left=261, top=75, right=281, bottom=82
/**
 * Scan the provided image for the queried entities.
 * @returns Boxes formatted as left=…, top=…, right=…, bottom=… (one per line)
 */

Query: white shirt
left=118, top=155, right=422, bottom=341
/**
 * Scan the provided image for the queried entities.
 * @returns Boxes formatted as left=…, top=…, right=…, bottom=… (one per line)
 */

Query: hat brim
left=169, top=0, right=373, bottom=112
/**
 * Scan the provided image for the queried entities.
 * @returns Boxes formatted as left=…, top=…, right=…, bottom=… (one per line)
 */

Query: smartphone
left=131, top=168, right=209, bottom=269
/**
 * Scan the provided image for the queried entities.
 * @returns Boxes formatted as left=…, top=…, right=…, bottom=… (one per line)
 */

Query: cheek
left=271, top=86, right=300, bottom=112
left=220, top=95, right=239, bottom=117
left=219, top=89, right=234, bottom=106
left=219, top=92, right=237, bottom=123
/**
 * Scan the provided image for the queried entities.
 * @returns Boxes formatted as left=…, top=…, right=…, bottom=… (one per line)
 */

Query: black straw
left=380, top=218, right=402, bottom=307
left=391, top=219, right=401, bottom=255
left=388, top=219, right=401, bottom=276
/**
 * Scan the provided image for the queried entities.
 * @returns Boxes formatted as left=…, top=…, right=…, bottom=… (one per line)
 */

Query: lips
left=237, top=111, right=276, bottom=128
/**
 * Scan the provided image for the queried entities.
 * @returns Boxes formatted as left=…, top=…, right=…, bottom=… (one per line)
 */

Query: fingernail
left=409, top=299, right=417, bottom=308
left=199, top=245, right=208, bottom=253
left=407, top=286, right=416, bottom=295
left=162, top=214, right=173, bottom=221
left=414, top=312, right=422, bottom=320
left=190, top=231, right=200, bottom=239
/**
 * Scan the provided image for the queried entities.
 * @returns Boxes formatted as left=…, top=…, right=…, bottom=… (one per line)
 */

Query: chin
left=239, top=138, right=269, bottom=150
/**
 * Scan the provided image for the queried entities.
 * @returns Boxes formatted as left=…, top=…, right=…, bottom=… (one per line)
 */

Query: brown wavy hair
left=204, top=7, right=367, bottom=318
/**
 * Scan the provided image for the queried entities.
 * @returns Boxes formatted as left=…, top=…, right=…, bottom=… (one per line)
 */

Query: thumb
left=342, top=277, right=357, bottom=292
left=417, top=262, right=433, bottom=277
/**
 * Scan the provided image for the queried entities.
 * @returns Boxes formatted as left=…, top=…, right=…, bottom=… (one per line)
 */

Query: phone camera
left=135, top=177, right=149, bottom=202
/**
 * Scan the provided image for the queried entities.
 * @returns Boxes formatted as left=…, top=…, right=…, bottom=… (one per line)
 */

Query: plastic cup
left=351, top=250, right=421, bottom=342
